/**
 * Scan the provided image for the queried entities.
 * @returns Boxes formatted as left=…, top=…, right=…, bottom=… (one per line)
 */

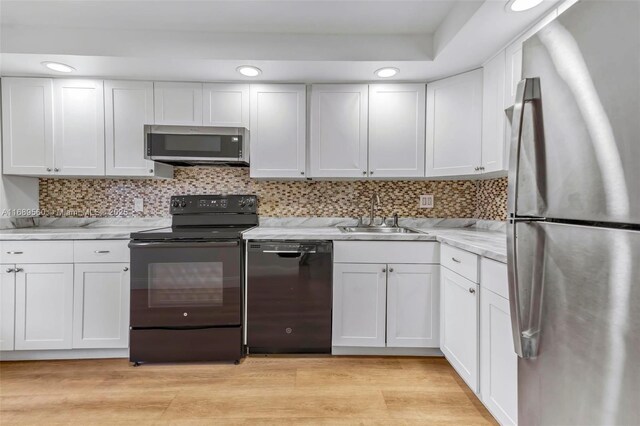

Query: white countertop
left=0, top=226, right=157, bottom=240
left=243, top=226, right=507, bottom=263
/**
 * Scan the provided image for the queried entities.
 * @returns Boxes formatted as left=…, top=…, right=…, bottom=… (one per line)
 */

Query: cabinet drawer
left=333, top=241, right=439, bottom=264
left=0, top=241, right=74, bottom=264
left=481, top=257, right=508, bottom=300
left=441, top=244, right=479, bottom=283
left=74, top=240, right=130, bottom=263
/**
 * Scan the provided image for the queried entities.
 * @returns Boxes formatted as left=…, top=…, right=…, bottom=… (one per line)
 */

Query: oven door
left=129, top=240, right=242, bottom=328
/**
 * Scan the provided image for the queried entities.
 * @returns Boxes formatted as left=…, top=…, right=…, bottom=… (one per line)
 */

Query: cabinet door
left=426, top=69, right=483, bottom=177
left=203, top=83, right=249, bottom=128
left=481, top=287, right=518, bottom=426
left=309, top=84, right=368, bottom=178
left=104, top=80, right=156, bottom=177
left=73, top=263, right=130, bottom=349
left=440, top=267, right=480, bottom=392
left=369, top=84, right=426, bottom=178
left=482, top=51, right=507, bottom=174
left=154, top=82, right=203, bottom=125
left=386, top=264, right=439, bottom=348
left=250, top=84, right=306, bottom=178
left=53, top=79, right=105, bottom=176
left=1, top=77, right=54, bottom=175
left=14, top=264, right=74, bottom=350
left=332, top=263, right=386, bottom=347
left=0, top=266, right=16, bottom=350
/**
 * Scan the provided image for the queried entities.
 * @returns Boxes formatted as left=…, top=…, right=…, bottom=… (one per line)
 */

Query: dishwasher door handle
left=261, top=250, right=316, bottom=254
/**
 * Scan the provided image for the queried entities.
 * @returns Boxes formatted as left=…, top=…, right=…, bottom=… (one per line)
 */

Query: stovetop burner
left=130, top=194, right=258, bottom=241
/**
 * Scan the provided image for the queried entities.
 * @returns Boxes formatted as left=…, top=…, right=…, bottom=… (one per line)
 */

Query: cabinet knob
left=362, top=171, right=366, bottom=175
left=389, top=268, right=394, bottom=272
left=451, top=257, right=461, bottom=263
left=54, top=168, right=60, bottom=172
left=300, top=171, right=305, bottom=175
left=16, top=268, right=23, bottom=273
left=123, top=267, right=129, bottom=272
left=370, top=171, right=374, bottom=175
left=469, top=287, right=476, bottom=294
left=47, top=168, right=52, bottom=172
left=382, top=268, right=387, bottom=272
left=149, top=169, right=154, bottom=174
left=5, top=268, right=14, bottom=273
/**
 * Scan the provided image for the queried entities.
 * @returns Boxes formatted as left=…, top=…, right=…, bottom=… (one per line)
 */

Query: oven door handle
left=128, top=241, right=239, bottom=249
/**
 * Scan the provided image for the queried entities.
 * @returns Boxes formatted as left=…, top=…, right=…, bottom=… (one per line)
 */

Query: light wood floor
left=0, top=356, right=497, bottom=425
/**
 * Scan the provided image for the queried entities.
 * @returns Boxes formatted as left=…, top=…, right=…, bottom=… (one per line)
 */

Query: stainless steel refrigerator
left=507, top=0, right=640, bottom=424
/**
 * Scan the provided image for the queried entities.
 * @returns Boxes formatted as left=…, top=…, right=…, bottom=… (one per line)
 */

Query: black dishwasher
left=247, top=241, right=332, bottom=354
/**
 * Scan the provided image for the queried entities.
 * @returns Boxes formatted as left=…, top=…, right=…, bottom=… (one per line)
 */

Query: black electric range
left=128, top=194, right=257, bottom=365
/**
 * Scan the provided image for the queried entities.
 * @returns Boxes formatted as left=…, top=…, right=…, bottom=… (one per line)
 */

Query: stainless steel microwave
left=144, top=125, right=248, bottom=166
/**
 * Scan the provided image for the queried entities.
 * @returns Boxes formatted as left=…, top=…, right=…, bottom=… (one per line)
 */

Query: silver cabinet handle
left=389, top=268, right=394, bottom=272
left=451, top=257, right=461, bottom=263
left=149, top=169, right=154, bottom=173
left=300, top=171, right=305, bottom=175
left=5, top=268, right=14, bottom=273
left=370, top=171, right=374, bottom=175
left=46, top=168, right=52, bottom=172
left=94, top=250, right=111, bottom=254
left=362, top=171, right=366, bottom=175
left=469, top=287, right=476, bottom=294
left=382, top=268, right=386, bottom=272
left=54, top=168, right=60, bottom=172
left=474, top=166, right=479, bottom=171
left=15, top=268, right=23, bottom=273
left=123, top=267, right=129, bottom=272
left=6, top=251, right=23, bottom=255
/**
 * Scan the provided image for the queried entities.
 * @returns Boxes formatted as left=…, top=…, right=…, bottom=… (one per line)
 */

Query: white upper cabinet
left=154, top=82, right=203, bottom=125
left=426, top=69, right=483, bottom=177
left=1, top=78, right=54, bottom=175
left=386, top=264, right=439, bottom=348
left=369, top=84, right=426, bottom=178
left=104, top=80, right=168, bottom=177
left=53, top=79, right=105, bottom=176
left=249, top=84, right=306, bottom=179
left=202, top=83, right=249, bottom=128
left=310, top=84, right=368, bottom=178
left=482, top=51, right=507, bottom=174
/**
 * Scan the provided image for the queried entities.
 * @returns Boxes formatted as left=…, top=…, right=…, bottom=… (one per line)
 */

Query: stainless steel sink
left=338, top=226, right=421, bottom=234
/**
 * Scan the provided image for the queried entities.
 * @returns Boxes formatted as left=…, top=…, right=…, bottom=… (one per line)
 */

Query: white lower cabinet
left=0, top=266, right=16, bottom=350
left=387, top=264, right=439, bottom=348
left=14, top=264, right=74, bottom=350
left=480, top=287, right=518, bottom=426
left=332, top=263, right=387, bottom=347
left=73, top=263, right=130, bottom=349
left=440, top=266, right=479, bottom=393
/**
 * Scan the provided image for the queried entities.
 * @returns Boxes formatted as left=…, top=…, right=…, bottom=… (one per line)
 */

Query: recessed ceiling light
left=41, top=61, right=75, bottom=73
left=506, top=0, right=544, bottom=12
left=375, top=67, right=399, bottom=78
left=236, top=66, right=262, bottom=77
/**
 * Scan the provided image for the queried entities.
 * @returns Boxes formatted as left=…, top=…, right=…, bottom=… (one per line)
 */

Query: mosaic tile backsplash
left=39, top=168, right=508, bottom=220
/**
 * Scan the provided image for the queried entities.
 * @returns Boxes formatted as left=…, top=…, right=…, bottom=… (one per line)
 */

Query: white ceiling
left=0, top=0, right=560, bottom=82
left=0, top=0, right=457, bottom=35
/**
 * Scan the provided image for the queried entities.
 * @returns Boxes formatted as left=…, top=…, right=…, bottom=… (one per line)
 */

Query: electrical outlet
left=419, top=194, right=434, bottom=209
left=134, top=198, right=144, bottom=212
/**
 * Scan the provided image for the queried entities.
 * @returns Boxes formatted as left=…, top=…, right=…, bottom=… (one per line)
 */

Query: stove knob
left=180, top=201, right=187, bottom=208
left=239, top=200, right=246, bottom=207
left=172, top=200, right=179, bottom=208
left=247, top=200, right=255, bottom=207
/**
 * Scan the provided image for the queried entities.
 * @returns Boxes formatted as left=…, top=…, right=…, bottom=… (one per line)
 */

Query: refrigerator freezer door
left=515, top=0, right=640, bottom=224
left=513, top=221, right=640, bottom=425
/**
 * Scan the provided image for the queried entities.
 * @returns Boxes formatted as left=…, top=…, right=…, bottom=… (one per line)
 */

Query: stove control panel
left=170, top=194, right=257, bottom=214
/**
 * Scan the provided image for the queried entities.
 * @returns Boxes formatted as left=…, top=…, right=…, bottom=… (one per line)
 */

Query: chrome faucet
left=369, top=192, right=381, bottom=226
